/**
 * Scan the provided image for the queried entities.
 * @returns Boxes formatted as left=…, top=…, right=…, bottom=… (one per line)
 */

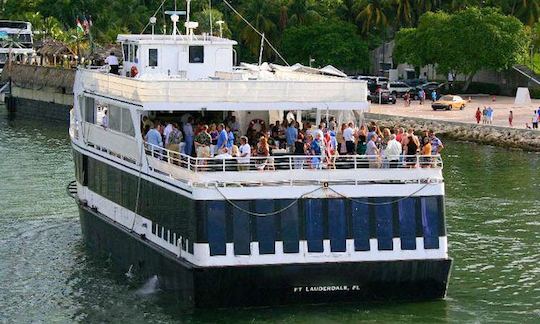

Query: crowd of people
left=141, top=114, right=444, bottom=171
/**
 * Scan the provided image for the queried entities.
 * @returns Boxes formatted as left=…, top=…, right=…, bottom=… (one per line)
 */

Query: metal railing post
left=289, top=156, right=292, bottom=170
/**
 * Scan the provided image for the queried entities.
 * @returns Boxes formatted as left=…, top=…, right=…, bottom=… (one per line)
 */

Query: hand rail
left=143, top=142, right=443, bottom=173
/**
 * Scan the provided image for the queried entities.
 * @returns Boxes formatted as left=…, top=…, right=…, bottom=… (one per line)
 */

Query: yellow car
left=431, top=95, right=466, bottom=111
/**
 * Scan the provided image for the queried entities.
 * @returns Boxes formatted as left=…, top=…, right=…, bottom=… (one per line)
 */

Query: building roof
left=36, top=39, right=75, bottom=57
left=116, top=34, right=237, bottom=46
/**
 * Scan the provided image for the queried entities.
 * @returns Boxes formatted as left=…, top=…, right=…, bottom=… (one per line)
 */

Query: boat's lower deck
left=79, top=205, right=452, bottom=308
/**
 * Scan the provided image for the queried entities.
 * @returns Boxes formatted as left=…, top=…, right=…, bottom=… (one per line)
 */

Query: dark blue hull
left=79, top=204, right=452, bottom=308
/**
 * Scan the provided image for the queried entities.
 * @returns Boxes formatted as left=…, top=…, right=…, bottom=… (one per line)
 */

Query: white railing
left=144, top=142, right=443, bottom=174
left=78, top=69, right=367, bottom=107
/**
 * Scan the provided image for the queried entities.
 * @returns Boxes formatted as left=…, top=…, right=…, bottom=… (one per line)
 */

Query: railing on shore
left=144, top=142, right=443, bottom=173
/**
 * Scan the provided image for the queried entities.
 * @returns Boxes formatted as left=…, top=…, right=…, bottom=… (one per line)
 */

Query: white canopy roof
left=77, top=69, right=369, bottom=112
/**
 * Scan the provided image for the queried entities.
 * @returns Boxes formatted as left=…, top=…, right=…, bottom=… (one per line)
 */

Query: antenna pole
left=258, top=33, right=265, bottom=66
left=209, top=0, right=213, bottom=37
left=186, top=0, right=191, bottom=35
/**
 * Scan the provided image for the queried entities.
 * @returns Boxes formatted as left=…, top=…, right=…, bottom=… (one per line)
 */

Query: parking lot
left=369, top=95, right=540, bottom=129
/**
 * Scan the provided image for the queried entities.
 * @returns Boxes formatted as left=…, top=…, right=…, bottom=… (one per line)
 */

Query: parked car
left=431, top=95, right=466, bottom=110
left=368, top=89, right=397, bottom=104
left=357, top=75, right=389, bottom=85
left=403, top=79, right=427, bottom=87
left=413, top=82, right=444, bottom=99
left=385, top=81, right=414, bottom=97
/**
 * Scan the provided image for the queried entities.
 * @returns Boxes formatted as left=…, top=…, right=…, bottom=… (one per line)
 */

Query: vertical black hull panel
left=79, top=205, right=452, bottom=308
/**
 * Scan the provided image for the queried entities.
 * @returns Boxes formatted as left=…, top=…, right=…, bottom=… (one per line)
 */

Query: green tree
left=394, top=7, right=528, bottom=90
left=282, top=20, right=369, bottom=72
left=192, top=8, right=232, bottom=38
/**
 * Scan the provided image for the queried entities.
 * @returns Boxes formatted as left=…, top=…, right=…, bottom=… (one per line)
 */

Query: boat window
left=83, top=96, right=95, bottom=123
left=129, top=44, right=134, bottom=62
left=189, top=46, right=204, bottom=63
left=120, top=108, right=135, bottom=136
left=123, top=44, right=129, bottom=61
left=107, top=104, right=135, bottom=137
left=149, top=48, right=158, bottom=67
left=133, top=45, right=138, bottom=63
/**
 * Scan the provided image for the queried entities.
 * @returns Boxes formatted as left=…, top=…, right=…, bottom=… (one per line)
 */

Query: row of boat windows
left=202, top=196, right=444, bottom=256
left=74, top=151, right=197, bottom=252
left=121, top=43, right=205, bottom=66
left=81, top=96, right=135, bottom=136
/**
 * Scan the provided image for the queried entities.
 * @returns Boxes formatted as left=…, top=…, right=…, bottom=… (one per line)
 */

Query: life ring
left=248, top=118, right=265, bottom=131
left=130, top=65, right=138, bottom=77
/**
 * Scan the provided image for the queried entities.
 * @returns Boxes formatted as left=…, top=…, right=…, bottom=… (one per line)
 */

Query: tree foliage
left=282, top=20, right=369, bottom=72
left=394, top=7, right=529, bottom=90
left=0, top=0, right=537, bottom=72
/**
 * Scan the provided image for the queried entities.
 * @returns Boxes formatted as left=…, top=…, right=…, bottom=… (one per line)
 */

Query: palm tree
left=336, top=0, right=359, bottom=23
left=514, top=0, right=540, bottom=26
left=356, top=0, right=391, bottom=34
left=235, top=0, right=280, bottom=60
left=285, top=0, right=321, bottom=27
left=393, top=0, right=414, bottom=27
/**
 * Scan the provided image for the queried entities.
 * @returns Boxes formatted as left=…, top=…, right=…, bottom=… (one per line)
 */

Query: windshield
left=440, top=95, right=453, bottom=101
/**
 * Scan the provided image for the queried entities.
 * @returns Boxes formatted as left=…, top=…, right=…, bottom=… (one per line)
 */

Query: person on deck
left=343, top=122, right=355, bottom=154
left=216, top=123, right=228, bottom=152
left=104, top=52, right=119, bottom=75
left=421, top=137, right=432, bottom=168
left=194, top=125, right=212, bottom=162
left=101, top=109, right=109, bottom=129
left=237, top=136, right=251, bottom=171
left=286, top=121, right=298, bottom=153
left=167, top=123, right=183, bottom=153
left=475, top=107, right=482, bottom=124
left=384, top=134, right=402, bottom=168
left=147, top=122, right=163, bottom=158
left=366, top=134, right=380, bottom=168
left=226, top=125, right=235, bottom=149
left=183, top=117, right=194, bottom=156
left=429, top=130, right=444, bottom=155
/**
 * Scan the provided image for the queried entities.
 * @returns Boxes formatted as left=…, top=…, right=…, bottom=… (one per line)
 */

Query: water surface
left=0, top=109, right=538, bottom=322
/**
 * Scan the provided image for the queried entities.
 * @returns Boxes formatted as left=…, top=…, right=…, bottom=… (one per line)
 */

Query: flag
left=82, top=17, right=89, bottom=34
left=76, top=18, right=84, bottom=34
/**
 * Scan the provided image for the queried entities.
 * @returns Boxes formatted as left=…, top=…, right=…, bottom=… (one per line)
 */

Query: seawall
left=365, top=113, right=540, bottom=152
left=2, top=64, right=75, bottom=124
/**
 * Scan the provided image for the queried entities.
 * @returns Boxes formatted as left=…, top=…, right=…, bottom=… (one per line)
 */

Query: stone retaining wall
left=365, top=113, right=540, bottom=152
left=7, top=97, right=71, bottom=124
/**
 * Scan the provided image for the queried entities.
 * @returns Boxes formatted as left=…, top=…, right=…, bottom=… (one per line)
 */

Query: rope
left=222, top=0, right=290, bottom=66
left=325, top=182, right=432, bottom=206
left=140, top=0, right=168, bottom=34
left=213, top=185, right=323, bottom=216
left=213, top=181, right=433, bottom=216
left=130, top=143, right=147, bottom=231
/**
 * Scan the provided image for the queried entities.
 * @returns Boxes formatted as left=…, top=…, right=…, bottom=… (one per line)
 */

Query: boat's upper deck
left=76, top=68, right=368, bottom=111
